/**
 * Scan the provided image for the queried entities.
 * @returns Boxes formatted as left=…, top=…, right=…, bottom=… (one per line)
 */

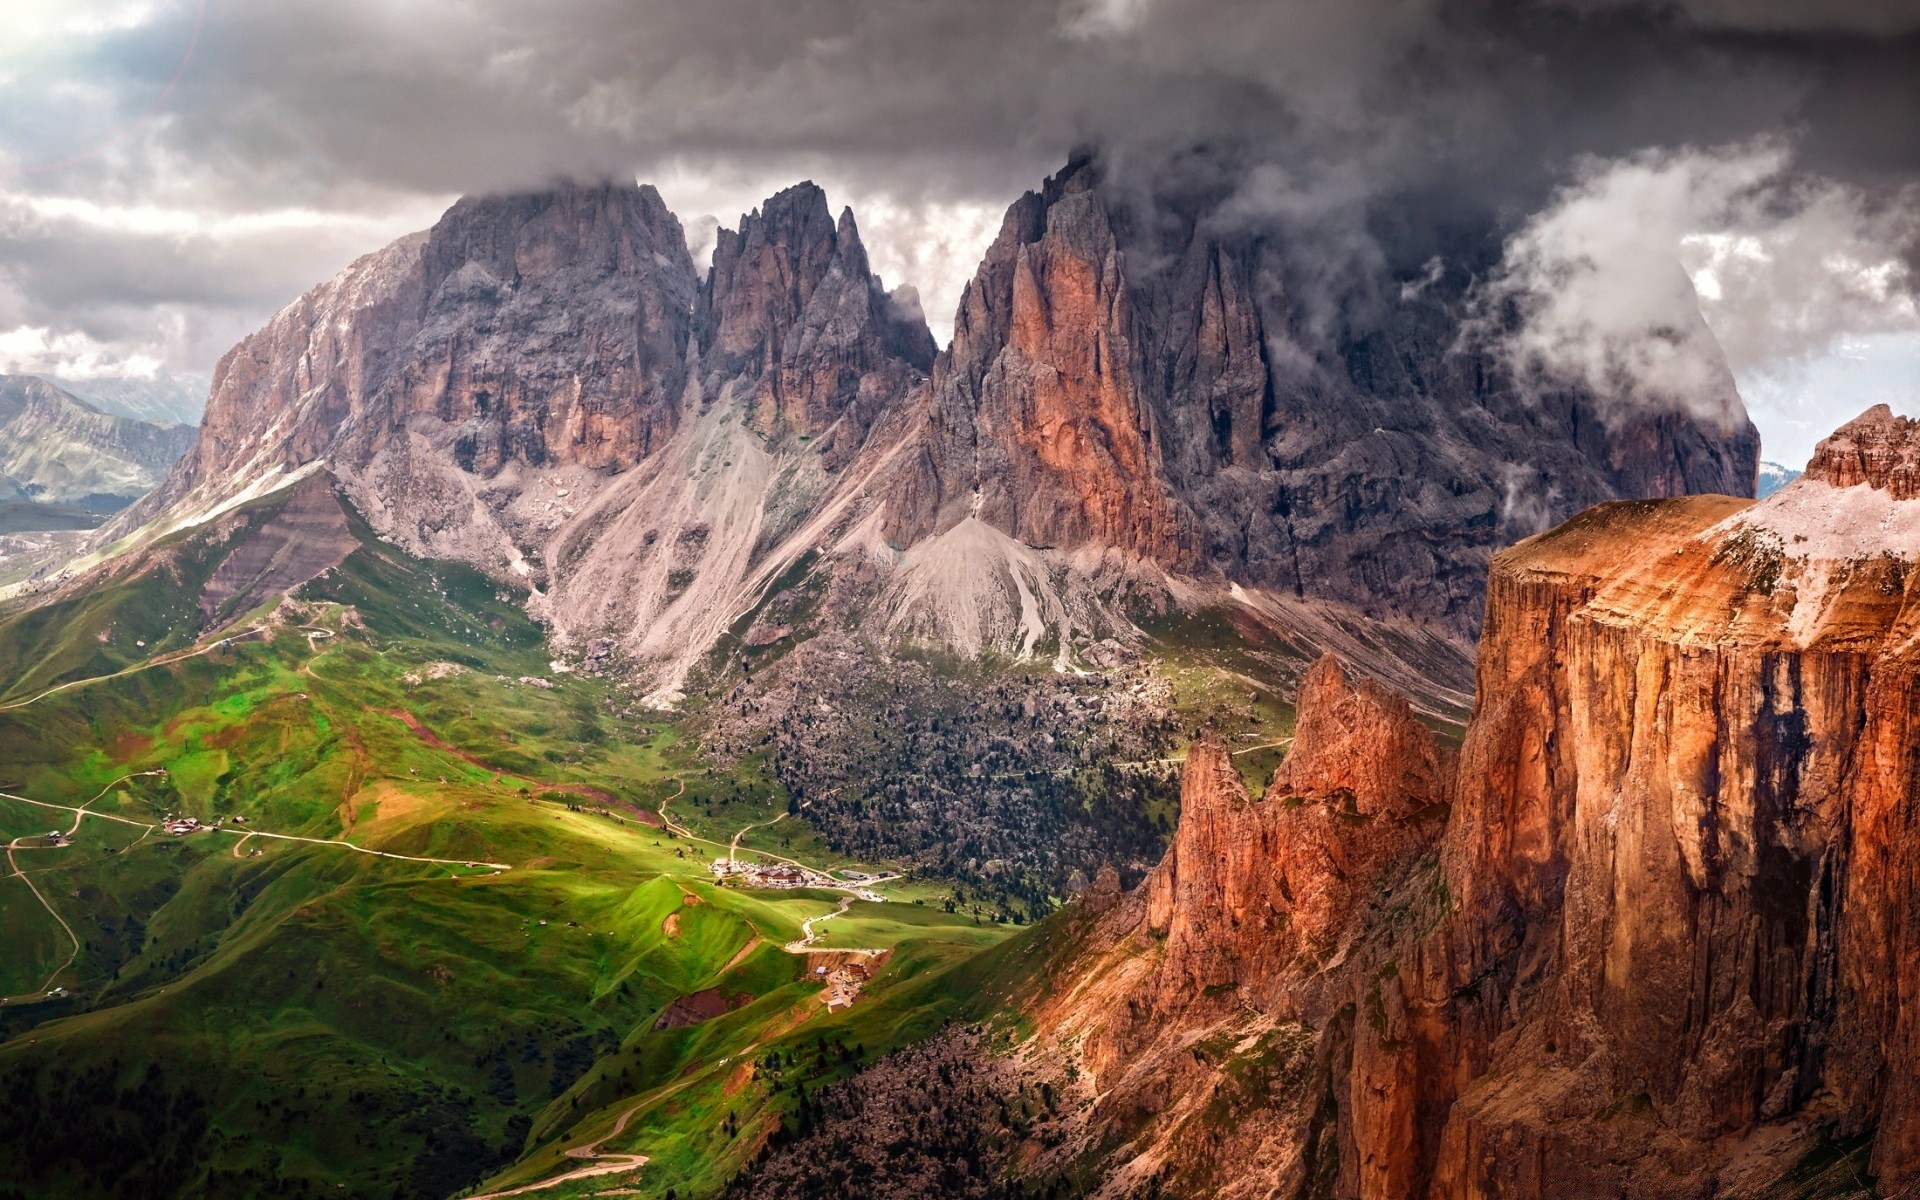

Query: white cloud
left=1483, top=140, right=1920, bottom=431
left=0, top=324, right=165, bottom=379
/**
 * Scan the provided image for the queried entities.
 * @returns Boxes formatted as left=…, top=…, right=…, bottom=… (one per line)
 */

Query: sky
left=0, top=0, right=1916, bottom=468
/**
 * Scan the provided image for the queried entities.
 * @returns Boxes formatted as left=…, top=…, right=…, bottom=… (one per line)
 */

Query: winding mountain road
left=0, top=626, right=271, bottom=712
left=0, top=772, right=166, bottom=1003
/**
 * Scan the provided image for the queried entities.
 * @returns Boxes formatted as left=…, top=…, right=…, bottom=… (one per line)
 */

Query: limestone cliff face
left=697, top=183, right=934, bottom=463
left=888, top=153, right=1759, bottom=637
left=150, top=181, right=703, bottom=555
left=1434, top=404, right=1920, bottom=1196
left=889, top=159, right=1197, bottom=565
left=1027, top=408, right=1920, bottom=1198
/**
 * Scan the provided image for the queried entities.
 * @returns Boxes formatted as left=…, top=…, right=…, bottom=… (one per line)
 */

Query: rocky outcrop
left=888, top=153, right=1758, bottom=637
left=195, top=473, right=358, bottom=627
left=1143, top=659, right=1453, bottom=1002
left=698, top=183, right=934, bottom=462
left=1803, top=401, right=1920, bottom=497
left=888, top=159, right=1198, bottom=565
left=1022, top=408, right=1920, bottom=1198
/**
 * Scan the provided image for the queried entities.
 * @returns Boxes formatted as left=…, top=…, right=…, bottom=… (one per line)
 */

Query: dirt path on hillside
left=728, top=811, right=787, bottom=862
left=464, top=1075, right=703, bottom=1200
left=0, top=626, right=272, bottom=712
left=1110, top=735, right=1293, bottom=770
left=784, top=894, right=856, bottom=953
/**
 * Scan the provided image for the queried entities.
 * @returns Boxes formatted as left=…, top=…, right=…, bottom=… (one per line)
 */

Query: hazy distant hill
left=0, top=376, right=198, bottom=522
left=52, top=370, right=207, bottom=427
left=1757, top=459, right=1803, bottom=499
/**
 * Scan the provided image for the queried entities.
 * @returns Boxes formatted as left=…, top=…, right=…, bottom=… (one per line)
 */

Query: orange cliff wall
left=1032, top=407, right=1920, bottom=1198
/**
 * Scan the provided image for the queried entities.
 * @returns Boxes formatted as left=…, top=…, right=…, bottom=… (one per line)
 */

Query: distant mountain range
left=52, top=371, right=208, bottom=428
left=0, top=376, right=198, bottom=529
left=1757, top=459, right=1803, bottom=498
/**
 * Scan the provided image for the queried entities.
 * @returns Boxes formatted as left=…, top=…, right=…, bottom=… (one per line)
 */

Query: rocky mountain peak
left=1269, top=654, right=1455, bottom=815
left=887, top=151, right=1758, bottom=644
left=698, top=180, right=933, bottom=453
left=1803, top=401, right=1920, bottom=498
left=405, top=179, right=700, bottom=477
left=421, top=179, right=693, bottom=298
left=1141, top=661, right=1450, bottom=1007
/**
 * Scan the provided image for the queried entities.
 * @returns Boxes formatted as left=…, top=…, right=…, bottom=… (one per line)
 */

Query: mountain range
left=0, top=375, right=196, bottom=523
left=86, top=158, right=1755, bottom=714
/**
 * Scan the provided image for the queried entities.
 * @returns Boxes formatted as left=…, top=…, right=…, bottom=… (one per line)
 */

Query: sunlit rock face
left=1020, top=407, right=1920, bottom=1198
left=1433, top=405, right=1920, bottom=1195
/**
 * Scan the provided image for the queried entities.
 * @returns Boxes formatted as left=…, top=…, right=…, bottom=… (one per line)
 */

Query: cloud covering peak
left=0, top=0, right=1915, bottom=455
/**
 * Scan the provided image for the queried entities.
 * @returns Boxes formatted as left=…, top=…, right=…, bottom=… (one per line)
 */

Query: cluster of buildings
left=709, top=858, right=818, bottom=889
left=819, top=960, right=875, bottom=1012
left=161, top=814, right=247, bottom=837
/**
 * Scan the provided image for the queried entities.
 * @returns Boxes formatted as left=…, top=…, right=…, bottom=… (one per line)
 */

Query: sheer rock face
left=1031, top=411, right=1920, bottom=1199
left=401, top=183, right=699, bottom=476
left=888, top=162, right=1198, bottom=564
left=887, top=154, right=1759, bottom=637
left=1028, top=657, right=1452, bottom=1199
left=1431, top=436, right=1920, bottom=1195
left=697, top=183, right=935, bottom=464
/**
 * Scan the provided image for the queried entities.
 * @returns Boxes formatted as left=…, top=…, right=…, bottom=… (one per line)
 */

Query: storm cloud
left=1, top=0, right=1916, bottom=455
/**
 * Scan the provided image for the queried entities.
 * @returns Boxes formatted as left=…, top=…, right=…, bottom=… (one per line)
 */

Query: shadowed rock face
left=887, top=154, right=1759, bottom=637
left=180, top=182, right=699, bottom=502
left=406, top=183, right=700, bottom=475
left=1026, top=410, right=1920, bottom=1199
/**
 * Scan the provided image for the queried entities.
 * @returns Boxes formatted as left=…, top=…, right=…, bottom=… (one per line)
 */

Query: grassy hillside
left=0, top=522, right=1014, bottom=1200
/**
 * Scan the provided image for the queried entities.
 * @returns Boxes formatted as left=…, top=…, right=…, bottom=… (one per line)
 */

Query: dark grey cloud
left=0, top=0, right=1916, bottom=450
left=1556, top=0, right=1920, bottom=34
